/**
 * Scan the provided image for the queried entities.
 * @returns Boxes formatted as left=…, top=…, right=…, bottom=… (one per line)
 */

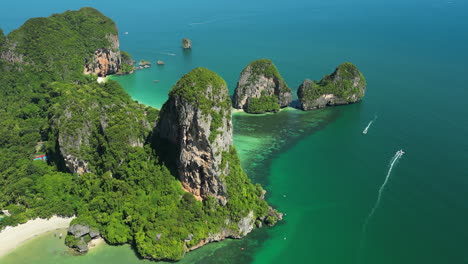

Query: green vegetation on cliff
left=245, top=59, right=289, bottom=92
left=169, top=67, right=231, bottom=142
left=246, top=92, right=280, bottom=114
left=234, top=58, right=292, bottom=113
left=0, top=8, right=277, bottom=261
left=138, top=59, right=151, bottom=66
left=301, top=62, right=366, bottom=102
left=5, top=7, right=117, bottom=80
left=120, top=51, right=134, bottom=73
left=0, top=28, right=5, bottom=48
left=248, top=59, right=282, bottom=78
left=221, top=146, right=269, bottom=220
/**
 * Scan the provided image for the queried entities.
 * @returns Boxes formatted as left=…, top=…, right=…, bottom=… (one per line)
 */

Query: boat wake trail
left=362, top=115, right=377, bottom=134
left=358, top=149, right=405, bottom=260
left=158, top=52, right=176, bottom=56
left=189, top=19, right=217, bottom=26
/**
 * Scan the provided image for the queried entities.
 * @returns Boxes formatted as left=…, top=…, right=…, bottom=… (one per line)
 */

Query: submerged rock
left=154, top=67, right=232, bottom=202
left=233, top=59, right=292, bottom=114
left=297, top=62, right=367, bottom=110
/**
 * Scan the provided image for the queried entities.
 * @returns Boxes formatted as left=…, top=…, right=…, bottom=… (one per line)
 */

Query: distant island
left=297, top=62, right=367, bottom=110
left=182, top=38, right=192, bottom=49
left=233, top=59, right=292, bottom=114
left=139, top=59, right=152, bottom=66
left=233, top=59, right=366, bottom=114
left=0, top=7, right=280, bottom=261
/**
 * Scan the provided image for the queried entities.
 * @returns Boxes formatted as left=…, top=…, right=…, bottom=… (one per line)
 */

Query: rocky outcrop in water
left=151, top=67, right=283, bottom=257
left=297, top=62, right=366, bottom=110
left=182, top=38, right=192, bottom=49
left=67, top=224, right=101, bottom=252
left=83, top=34, right=121, bottom=77
left=154, top=67, right=232, bottom=203
left=233, top=59, right=292, bottom=113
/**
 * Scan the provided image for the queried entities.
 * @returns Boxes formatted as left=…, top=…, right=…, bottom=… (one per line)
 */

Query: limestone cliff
left=233, top=59, right=292, bottom=113
left=154, top=67, right=232, bottom=202
left=298, top=62, right=367, bottom=110
left=83, top=34, right=122, bottom=77
left=153, top=67, right=282, bottom=253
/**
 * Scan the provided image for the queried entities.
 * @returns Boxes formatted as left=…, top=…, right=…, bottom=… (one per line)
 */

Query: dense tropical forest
left=0, top=7, right=275, bottom=261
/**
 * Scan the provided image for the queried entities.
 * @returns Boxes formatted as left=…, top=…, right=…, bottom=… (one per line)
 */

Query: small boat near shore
left=153, top=80, right=160, bottom=83
left=157, top=60, right=165, bottom=65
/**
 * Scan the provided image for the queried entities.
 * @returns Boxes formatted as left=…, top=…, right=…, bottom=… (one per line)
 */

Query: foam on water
left=359, top=149, right=405, bottom=260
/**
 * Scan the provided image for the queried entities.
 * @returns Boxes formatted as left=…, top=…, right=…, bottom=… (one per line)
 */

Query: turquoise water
left=2, top=0, right=468, bottom=263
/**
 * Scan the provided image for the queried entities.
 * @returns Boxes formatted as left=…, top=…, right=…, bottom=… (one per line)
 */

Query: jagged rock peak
left=297, top=62, right=367, bottom=110
left=155, top=67, right=232, bottom=202
left=233, top=59, right=292, bottom=114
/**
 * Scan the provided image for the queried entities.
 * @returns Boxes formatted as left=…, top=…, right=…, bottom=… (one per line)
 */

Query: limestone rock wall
left=154, top=68, right=232, bottom=202
left=84, top=34, right=122, bottom=77
left=298, top=62, right=367, bottom=110
left=233, top=59, right=292, bottom=111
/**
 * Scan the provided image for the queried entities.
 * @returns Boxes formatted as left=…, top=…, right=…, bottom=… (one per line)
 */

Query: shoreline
left=0, top=216, right=75, bottom=257
left=232, top=106, right=298, bottom=116
left=88, top=237, right=106, bottom=251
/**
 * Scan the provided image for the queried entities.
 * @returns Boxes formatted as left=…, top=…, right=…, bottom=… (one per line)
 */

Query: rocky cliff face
left=0, top=39, right=25, bottom=64
left=154, top=67, right=232, bottom=203
left=83, top=34, right=121, bottom=77
left=297, top=62, right=366, bottom=110
left=233, top=59, right=292, bottom=113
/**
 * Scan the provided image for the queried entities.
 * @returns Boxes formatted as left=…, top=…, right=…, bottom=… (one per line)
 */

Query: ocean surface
left=1, top=0, right=468, bottom=263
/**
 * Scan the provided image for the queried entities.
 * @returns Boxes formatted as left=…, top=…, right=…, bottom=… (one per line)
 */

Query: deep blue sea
left=1, top=0, right=468, bottom=263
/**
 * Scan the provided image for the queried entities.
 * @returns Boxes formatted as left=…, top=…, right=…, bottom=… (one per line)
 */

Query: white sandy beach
left=97, top=76, right=109, bottom=84
left=0, top=216, right=75, bottom=257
